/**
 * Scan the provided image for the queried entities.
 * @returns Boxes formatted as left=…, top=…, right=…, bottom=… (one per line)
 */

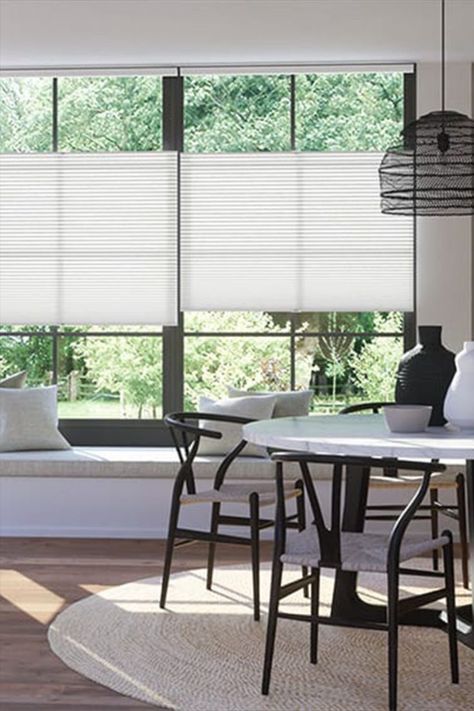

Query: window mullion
left=52, top=77, right=58, bottom=151
left=162, top=74, right=184, bottom=415
left=403, top=69, right=417, bottom=350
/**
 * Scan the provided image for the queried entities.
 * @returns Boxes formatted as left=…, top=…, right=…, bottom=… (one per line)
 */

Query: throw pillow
left=0, top=371, right=27, bottom=389
left=0, top=386, right=71, bottom=452
left=198, top=394, right=277, bottom=457
left=227, top=386, right=313, bottom=418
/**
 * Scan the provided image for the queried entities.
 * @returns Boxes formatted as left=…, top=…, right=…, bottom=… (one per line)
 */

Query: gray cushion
left=0, top=371, right=27, bottom=388
left=228, top=386, right=313, bottom=418
left=0, top=446, right=298, bottom=480
left=198, top=394, right=276, bottom=458
left=0, top=447, right=464, bottom=483
left=0, top=386, right=71, bottom=452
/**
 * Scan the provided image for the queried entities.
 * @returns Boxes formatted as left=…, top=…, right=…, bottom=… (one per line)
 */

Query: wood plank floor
left=0, top=538, right=273, bottom=710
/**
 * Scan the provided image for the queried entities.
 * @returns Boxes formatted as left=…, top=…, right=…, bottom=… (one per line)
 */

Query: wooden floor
left=0, top=538, right=463, bottom=711
left=0, top=538, right=273, bottom=710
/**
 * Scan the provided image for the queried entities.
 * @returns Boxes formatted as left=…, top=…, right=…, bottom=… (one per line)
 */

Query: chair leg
left=159, top=494, right=181, bottom=609
left=296, top=479, right=309, bottom=598
left=262, top=559, right=283, bottom=695
left=455, top=473, right=469, bottom=589
left=430, top=488, right=439, bottom=571
left=206, top=502, right=221, bottom=590
left=310, top=567, right=320, bottom=664
left=442, top=531, right=459, bottom=684
left=387, top=568, right=399, bottom=711
left=250, top=492, right=260, bottom=622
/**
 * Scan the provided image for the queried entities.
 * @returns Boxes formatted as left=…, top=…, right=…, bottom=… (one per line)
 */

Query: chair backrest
left=164, top=411, right=254, bottom=494
left=339, top=401, right=394, bottom=415
left=340, top=402, right=397, bottom=476
left=271, top=451, right=445, bottom=568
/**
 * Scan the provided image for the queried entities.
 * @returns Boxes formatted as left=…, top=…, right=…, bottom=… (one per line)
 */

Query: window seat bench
left=0, top=446, right=292, bottom=479
left=0, top=448, right=463, bottom=540
left=0, top=446, right=301, bottom=539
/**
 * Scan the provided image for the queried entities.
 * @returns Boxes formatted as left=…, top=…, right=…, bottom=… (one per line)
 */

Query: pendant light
left=379, top=0, right=474, bottom=215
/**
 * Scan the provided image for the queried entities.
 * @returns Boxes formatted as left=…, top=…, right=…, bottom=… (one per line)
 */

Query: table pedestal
left=331, top=463, right=474, bottom=649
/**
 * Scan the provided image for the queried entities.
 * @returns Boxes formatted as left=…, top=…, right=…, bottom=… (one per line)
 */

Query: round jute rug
left=48, top=564, right=473, bottom=711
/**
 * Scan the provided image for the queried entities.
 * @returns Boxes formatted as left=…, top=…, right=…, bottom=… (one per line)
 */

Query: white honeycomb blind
left=0, top=152, right=178, bottom=324
left=180, top=152, right=413, bottom=312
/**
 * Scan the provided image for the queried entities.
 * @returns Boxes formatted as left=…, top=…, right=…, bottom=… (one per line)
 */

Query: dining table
left=243, top=413, right=474, bottom=649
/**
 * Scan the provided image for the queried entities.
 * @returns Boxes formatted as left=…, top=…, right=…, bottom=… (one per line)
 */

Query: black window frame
left=0, top=68, right=417, bottom=446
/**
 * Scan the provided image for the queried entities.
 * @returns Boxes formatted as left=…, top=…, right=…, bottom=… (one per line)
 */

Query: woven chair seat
left=180, top=482, right=299, bottom=507
left=369, top=469, right=460, bottom=489
left=280, top=528, right=449, bottom=573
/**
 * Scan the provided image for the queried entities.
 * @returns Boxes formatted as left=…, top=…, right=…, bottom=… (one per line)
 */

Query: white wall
left=1, top=0, right=473, bottom=68
left=416, top=62, right=474, bottom=352
left=1, top=475, right=456, bottom=539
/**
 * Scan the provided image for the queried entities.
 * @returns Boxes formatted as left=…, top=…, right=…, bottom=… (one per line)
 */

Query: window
left=58, top=76, right=163, bottom=152
left=184, top=74, right=290, bottom=152
left=295, top=72, right=404, bottom=151
left=0, top=68, right=415, bottom=444
left=184, top=312, right=292, bottom=408
left=181, top=69, right=412, bottom=419
left=0, top=77, right=52, bottom=152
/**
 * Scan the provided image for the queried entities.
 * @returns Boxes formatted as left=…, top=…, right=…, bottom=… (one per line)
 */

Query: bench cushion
left=0, top=447, right=283, bottom=479
left=0, top=447, right=464, bottom=483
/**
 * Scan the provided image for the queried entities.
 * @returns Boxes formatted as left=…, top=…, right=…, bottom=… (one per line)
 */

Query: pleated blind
left=0, top=152, right=178, bottom=325
left=180, top=152, right=414, bottom=312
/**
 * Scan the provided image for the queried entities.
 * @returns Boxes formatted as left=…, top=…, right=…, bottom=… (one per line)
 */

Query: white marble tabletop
left=243, top=414, right=474, bottom=460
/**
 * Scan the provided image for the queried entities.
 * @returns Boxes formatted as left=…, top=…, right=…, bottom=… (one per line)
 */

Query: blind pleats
left=0, top=151, right=413, bottom=324
left=0, top=152, right=178, bottom=325
left=180, top=153, right=413, bottom=312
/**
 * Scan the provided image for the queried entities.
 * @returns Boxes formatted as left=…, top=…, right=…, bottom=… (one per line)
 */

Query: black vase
left=395, top=325, right=455, bottom=426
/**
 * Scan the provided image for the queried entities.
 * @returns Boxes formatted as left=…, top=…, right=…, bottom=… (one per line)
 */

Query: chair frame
left=161, top=412, right=306, bottom=621
left=262, top=452, right=459, bottom=711
left=340, top=402, right=469, bottom=588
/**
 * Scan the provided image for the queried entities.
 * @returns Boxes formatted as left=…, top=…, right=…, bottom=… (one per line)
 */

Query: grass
left=57, top=395, right=367, bottom=419
left=58, top=399, right=162, bottom=419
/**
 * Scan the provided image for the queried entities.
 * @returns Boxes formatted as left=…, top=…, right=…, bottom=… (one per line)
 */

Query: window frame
left=0, top=68, right=417, bottom=446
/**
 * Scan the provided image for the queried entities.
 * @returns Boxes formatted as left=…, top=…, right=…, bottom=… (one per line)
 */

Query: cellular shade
left=181, top=152, right=413, bottom=312
left=0, top=152, right=178, bottom=325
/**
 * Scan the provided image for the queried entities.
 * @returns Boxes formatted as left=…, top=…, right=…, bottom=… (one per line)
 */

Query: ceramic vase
left=395, top=325, right=455, bottom=426
left=444, top=341, right=474, bottom=430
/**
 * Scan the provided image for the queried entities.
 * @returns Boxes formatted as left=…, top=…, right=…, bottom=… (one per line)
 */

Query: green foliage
left=58, top=76, right=163, bottom=151
left=348, top=313, right=404, bottom=401
left=184, top=72, right=403, bottom=153
left=0, top=78, right=52, bottom=151
left=296, top=73, right=403, bottom=151
left=0, top=328, right=52, bottom=385
left=184, top=311, right=291, bottom=408
left=73, top=335, right=163, bottom=418
left=184, top=74, right=290, bottom=152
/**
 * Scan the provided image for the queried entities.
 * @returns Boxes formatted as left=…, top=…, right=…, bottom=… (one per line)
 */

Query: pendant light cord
left=441, top=0, right=445, bottom=119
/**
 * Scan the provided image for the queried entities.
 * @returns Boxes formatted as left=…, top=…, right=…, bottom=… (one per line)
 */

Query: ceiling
left=0, top=0, right=473, bottom=69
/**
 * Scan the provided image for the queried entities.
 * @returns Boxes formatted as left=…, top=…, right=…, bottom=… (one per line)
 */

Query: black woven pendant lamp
left=379, top=0, right=474, bottom=215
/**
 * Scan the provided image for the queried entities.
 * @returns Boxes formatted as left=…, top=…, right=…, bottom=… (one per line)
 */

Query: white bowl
left=383, top=405, right=433, bottom=433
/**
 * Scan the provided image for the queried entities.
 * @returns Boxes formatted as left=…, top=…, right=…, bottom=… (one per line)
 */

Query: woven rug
left=48, top=563, right=473, bottom=710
